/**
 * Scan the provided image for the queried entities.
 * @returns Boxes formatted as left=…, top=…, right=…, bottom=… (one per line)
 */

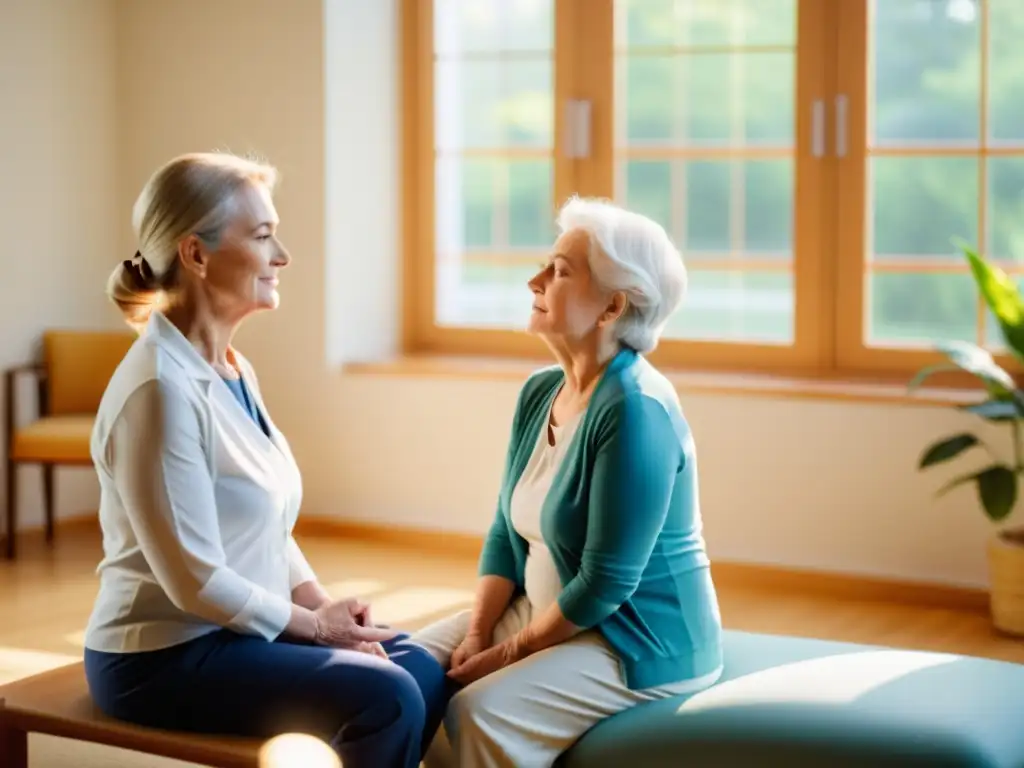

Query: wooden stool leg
left=0, top=725, right=27, bottom=768
left=4, top=459, right=16, bottom=560
left=42, top=463, right=54, bottom=544
left=0, top=699, right=28, bottom=768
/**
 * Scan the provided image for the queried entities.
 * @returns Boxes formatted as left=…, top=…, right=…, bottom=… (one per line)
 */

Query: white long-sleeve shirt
left=83, top=311, right=315, bottom=653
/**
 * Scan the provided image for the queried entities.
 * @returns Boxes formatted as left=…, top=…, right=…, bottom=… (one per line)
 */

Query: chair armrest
left=4, top=364, right=47, bottom=454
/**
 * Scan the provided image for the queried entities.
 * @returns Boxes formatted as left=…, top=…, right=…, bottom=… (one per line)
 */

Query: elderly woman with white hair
left=412, top=197, right=725, bottom=767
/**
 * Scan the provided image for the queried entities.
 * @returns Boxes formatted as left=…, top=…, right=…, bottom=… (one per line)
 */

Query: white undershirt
left=510, top=405, right=584, bottom=614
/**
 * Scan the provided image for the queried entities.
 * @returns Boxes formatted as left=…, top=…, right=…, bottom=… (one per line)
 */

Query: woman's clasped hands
left=447, top=629, right=527, bottom=686
left=312, top=598, right=397, bottom=659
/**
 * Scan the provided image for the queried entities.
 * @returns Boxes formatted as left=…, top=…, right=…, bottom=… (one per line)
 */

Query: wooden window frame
left=834, top=0, right=1024, bottom=379
left=400, top=0, right=1019, bottom=384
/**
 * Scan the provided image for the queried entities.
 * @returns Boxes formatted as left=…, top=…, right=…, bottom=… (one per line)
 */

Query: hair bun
left=122, top=252, right=157, bottom=291
left=108, top=252, right=162, bottom=331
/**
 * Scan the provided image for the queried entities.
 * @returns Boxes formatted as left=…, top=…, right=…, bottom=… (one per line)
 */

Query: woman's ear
left=599, top=291, right=629, bottom=327
left=177, top=234, right=209, bottom=280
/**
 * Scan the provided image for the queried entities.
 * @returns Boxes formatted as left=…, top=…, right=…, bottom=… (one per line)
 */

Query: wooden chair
left=0, top=662, right=265, bottom=768
left=3, top=330, right=135, bottom=560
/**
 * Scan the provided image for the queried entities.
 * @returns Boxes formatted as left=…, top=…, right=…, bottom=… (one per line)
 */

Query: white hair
left=555, top=197, right=687, bottom=354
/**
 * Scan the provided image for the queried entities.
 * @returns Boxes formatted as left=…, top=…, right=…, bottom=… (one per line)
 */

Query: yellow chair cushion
left=44, top=330, right=135, bottom=416
left=11, top=415, right=94, bottom=463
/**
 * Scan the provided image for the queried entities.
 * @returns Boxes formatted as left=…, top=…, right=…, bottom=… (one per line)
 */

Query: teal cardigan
left=479, top=348, right=724, bottom=690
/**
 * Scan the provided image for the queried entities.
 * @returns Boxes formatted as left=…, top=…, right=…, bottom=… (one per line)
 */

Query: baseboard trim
left=295, top=517, right=485, bottom=558
left=295, top=516, right=990, bottom=614
left=708, top=560, right=988, bottom=612
left=10, top=513, right=99, bottom=536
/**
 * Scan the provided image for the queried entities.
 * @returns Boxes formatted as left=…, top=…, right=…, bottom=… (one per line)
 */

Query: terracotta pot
left=988, top=528, right=1024, bottom=636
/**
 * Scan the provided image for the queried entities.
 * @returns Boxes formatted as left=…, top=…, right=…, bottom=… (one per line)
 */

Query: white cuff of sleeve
left=228, top=586, right=293, bottom=641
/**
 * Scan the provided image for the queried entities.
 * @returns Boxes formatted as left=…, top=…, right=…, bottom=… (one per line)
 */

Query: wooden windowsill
left=341, top=355, right=985, bottom=408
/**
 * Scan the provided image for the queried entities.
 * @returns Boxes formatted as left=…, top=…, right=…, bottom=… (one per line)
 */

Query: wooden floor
left=2, top=524, right=1024, bottom=691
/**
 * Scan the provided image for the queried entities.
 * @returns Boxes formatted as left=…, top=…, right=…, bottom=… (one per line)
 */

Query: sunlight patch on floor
left=0, top=647, right=81, bottom=686
left=63, top=629, right=86, bottom=649
left=321, top=578, right=389, bottom=600
left=29, top=735, right=203, bottom=768
left=369, top=587, right=475, bottom=628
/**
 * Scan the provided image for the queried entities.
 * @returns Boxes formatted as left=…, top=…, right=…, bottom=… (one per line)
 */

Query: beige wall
left=6, top=0, right=1008, bottom=588
left=0, top=0, right=119, bottom=529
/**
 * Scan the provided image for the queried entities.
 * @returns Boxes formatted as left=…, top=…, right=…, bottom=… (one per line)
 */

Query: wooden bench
left=0, top=662, right=265, bottom=768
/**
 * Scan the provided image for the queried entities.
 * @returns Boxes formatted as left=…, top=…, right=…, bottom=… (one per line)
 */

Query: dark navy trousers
left=84, top=629, right=454, bottom=768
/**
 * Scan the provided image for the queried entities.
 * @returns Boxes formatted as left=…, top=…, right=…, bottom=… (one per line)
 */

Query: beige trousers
left=411, top=597, right=722, bottom=768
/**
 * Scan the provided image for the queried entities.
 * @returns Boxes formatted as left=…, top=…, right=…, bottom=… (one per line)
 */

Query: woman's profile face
left=526, top=228, right=619, bottom=343
left=195, top=182, right=291, bottom=318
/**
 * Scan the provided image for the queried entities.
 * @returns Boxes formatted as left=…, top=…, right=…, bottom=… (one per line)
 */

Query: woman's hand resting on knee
left=312, top=598, right=397, bottom=655
left=450, top=630, right=491, bottom=670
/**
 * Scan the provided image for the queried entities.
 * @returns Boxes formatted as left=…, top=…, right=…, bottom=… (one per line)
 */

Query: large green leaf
left=937, top=340, right=1016, bottom=391
left=957, top=239, right=1024, bottom=362
left=909, top=340, right=1018, bottom=401
left=919, top=433, right=979, bottom=468
left=938, top=464, right=1018, bottom=522
left=959, top=399, right=1024, bottom=421
left=907, top=363, right=959, bottom=391
left=978, top=466, right=1018, bottom=522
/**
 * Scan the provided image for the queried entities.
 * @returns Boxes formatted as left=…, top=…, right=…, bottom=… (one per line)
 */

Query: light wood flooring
left=3, top=524, right=1024, bottom=692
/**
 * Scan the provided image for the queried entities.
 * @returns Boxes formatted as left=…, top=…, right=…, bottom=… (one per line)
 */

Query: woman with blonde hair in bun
left=83, top=151, right=449, bottom=768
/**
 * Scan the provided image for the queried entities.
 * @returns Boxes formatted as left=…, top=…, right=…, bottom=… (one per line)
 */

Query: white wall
left=17, top=0, right=1001, bottom=589
left=324, top=0, right=400, bottom=365
left=0, top=0, right=119, bottom=530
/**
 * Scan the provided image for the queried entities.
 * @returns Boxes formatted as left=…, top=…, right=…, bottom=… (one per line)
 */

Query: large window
left=402, top=0, right=1024, bottom=378
left=836, top=0, right=1024, bottom=375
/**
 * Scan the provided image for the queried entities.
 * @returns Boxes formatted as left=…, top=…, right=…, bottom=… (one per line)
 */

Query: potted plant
left=911, top=240, right=1024, bottom=636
